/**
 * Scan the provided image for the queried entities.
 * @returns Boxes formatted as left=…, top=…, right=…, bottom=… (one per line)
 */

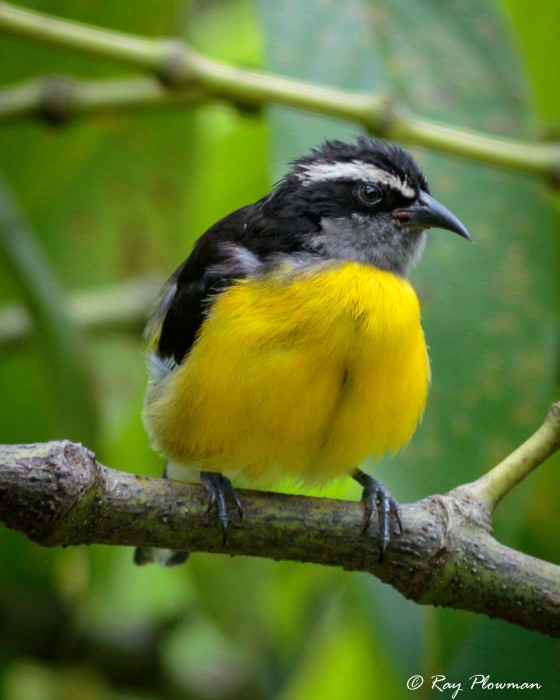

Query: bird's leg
left=351, top=468, right=403, bottom=561
left=200, top=471, right=243, bottom=546
left=133, top=463, right=189, bottom=566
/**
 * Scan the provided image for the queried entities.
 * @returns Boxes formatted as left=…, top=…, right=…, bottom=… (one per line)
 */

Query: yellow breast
left=144, top=261, right=430, bottom=484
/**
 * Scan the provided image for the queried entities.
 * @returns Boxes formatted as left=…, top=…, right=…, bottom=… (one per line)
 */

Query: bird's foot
left=352, top=469, right=403, bottom=561
left=200, top=471, right=243, bottom=546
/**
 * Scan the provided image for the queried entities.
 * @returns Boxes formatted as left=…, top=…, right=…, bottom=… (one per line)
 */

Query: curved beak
left=392, top=191, right=472, bottom=242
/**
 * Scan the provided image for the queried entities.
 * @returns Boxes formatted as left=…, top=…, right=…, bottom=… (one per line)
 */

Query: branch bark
left=0, top=74, right=205, bottom=125
left=0, top=1, right=559, bottom=183
left=1, top=403, right=559, bottom=638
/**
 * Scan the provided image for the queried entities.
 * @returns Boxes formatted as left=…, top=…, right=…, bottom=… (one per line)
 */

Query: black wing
left=148, top=201, right=311, bottom=366
left=150, top=264, right=228, bottom=366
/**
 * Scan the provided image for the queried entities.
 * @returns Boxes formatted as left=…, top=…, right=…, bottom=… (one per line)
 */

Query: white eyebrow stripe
left=297, top=159, right=415, bottom=198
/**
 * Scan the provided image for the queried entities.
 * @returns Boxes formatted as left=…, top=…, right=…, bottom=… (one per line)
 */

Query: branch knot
left=156, top=40, right=198, bottom=89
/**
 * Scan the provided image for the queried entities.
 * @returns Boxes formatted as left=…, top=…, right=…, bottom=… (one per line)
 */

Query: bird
left=134, top=136, right=471, bottom=567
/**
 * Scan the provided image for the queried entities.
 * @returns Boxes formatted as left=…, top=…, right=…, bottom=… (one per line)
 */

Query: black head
left=263, top=137, right=471, bottom=276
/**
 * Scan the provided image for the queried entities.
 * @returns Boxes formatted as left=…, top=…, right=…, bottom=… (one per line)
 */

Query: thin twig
left=458, top=401, right=560, bottom=511
left=0, top=75, right=204, bottom=124
left=0, top=2, right=558, bottom=181
left=0, top=276, right=161, bottom=350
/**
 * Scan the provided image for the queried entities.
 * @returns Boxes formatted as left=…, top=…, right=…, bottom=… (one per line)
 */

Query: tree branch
left=0, top=1, right=559, bottom=183
left=0, top=276, right=161, bottom=350
left=1, top=403, right=559, bottom=637
left=0, top=74, right=205, bottom=125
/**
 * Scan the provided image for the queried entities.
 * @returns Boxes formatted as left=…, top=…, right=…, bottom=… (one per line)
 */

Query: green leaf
left=500, top=0, right=560, bottom=124
left=261, top=0, right=558, bottom=686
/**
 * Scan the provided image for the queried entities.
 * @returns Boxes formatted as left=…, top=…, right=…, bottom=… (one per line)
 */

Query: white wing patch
left=209, top=243, right=262, bottom=277
left=298, top=159, right=415, bottom=199
left=147, top=351, right=178, bottom=380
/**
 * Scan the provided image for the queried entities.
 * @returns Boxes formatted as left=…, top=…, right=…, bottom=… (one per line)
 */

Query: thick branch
left=1, top=432, right=558, bottom=637
left=0, top=2, right=559, bottom=182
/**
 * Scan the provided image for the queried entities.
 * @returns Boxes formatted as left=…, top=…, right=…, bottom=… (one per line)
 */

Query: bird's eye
left=357, top=183, right=381, bottom=206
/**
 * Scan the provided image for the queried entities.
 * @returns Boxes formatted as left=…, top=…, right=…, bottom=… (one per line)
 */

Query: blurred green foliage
left=0, top=1, right=559, bottom=699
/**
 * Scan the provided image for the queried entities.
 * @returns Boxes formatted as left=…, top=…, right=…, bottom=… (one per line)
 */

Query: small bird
left=134, top=137, right=471, bottom=567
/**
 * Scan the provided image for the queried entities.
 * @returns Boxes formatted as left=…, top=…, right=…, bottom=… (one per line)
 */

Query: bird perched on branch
left=134, top=136, right=471, bottom=567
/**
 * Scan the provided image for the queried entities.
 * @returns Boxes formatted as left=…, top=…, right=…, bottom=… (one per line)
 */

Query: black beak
left=392, top=191, right=472, bottom=242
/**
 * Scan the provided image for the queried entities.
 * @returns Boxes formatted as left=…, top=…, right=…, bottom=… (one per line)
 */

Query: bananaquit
left=134, top=137, right=471, bottom=567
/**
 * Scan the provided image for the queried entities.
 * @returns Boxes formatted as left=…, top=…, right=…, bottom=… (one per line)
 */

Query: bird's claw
left=200, top=472, right=243, bottom=546
left=353, top=470, right=402, bottom=561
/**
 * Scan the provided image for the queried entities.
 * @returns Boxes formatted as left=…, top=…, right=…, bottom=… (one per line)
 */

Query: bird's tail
left=133, top=462, right=190, bottom=567
left=133, top=545, right=189, bottom=567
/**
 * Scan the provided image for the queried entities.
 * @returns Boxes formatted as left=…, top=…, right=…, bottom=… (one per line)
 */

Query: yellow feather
left=143, top=261, right=430, bottom=485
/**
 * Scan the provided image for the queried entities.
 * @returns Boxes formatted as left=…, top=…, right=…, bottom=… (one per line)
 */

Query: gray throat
left=310, top=214, right=427, bottom=276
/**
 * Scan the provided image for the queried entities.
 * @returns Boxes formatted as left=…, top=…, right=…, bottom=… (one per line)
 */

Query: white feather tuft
left=146, top=352, right=178, bottom=380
